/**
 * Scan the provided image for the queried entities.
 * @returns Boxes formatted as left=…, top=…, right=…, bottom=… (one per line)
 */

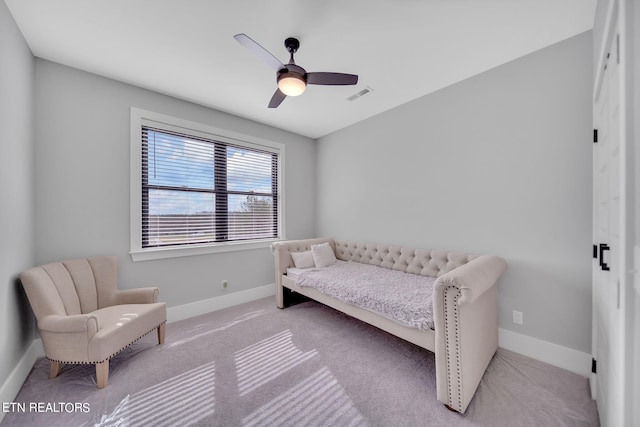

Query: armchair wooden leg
left=157, top=322, right=165, bottom=344
left=96, top=360, right=109, bottom=388
left=49, top=361, right=63, bottom=379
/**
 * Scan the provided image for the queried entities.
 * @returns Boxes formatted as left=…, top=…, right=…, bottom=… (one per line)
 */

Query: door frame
left=592, top=0, right=635, bottom=426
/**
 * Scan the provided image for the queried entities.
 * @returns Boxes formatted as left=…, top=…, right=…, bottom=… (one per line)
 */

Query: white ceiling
left=5, top=0, right=596, bottom=139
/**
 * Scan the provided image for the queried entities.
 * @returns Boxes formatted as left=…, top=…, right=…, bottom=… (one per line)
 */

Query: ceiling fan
left=234, top=33, right=359, bottom=108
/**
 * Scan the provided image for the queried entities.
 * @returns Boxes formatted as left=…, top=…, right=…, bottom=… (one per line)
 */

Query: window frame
left=130, top=107, right=285, bottom=261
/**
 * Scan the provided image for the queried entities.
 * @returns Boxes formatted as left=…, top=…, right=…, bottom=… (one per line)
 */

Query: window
left=130, top=108, right=284, bottom=261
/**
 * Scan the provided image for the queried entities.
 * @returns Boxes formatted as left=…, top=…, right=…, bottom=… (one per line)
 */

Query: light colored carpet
left=1, top=297, right=599, bottom=426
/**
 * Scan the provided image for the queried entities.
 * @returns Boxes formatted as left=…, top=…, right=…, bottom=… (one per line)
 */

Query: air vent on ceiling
left=347, top=86, right=374, bottom=101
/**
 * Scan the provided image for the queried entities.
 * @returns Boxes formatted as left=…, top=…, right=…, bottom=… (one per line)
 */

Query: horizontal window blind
left=141, top=126, right=278, bottom=248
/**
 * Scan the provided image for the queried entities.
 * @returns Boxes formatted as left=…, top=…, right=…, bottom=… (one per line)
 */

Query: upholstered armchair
left=19, top=256, right=166, bottom=388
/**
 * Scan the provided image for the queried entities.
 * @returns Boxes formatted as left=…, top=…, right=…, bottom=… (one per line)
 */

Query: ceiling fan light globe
left=278, top=76, right=306, bottom=96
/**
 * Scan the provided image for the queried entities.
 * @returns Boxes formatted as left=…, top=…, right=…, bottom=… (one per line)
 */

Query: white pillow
left=311, top=243, right=337, bottom=268
left=291, top=250, right=315, bottom=269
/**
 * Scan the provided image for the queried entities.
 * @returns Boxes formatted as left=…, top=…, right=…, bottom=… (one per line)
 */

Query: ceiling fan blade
left=268, top=89, right=287, bottom=108
left=234, top=33, right=285, bottom=71
left=306, top=72, right=358, bottom=85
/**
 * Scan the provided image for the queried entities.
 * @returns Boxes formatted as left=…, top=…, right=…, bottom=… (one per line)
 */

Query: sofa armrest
left=435, top=255, right=507, bottom=305
left=38, top=314, right=99, bottom=363
left=39, top=314, right=99, bottom=337
left=433, top=255, right=507, bottom=413
left=114, top=287, right=159, bottom=305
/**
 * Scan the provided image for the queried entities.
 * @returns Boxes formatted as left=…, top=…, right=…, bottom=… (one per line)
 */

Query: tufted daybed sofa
left=271, top=238, right=507, bottom=413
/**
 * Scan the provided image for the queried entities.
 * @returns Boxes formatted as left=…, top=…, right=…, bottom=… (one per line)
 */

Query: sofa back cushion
left=334, top=240, right=477, bottom=277
left=20, top=256, right=120, bottom=320
left=40, top=262, right=83, bottom=315
left=20, top=266, right=69, bottom=321
left=62, top=258, right=99, bottom=313
left=87, top=256, right=119, bottom=309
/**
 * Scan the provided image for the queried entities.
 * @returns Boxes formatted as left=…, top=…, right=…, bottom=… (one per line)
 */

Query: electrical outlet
left=221, top=280, right=228, bottom=289
left=512, top=310, right=523, bottom=325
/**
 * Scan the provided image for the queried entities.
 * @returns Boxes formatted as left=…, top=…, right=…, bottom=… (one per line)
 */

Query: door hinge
left=616, top=34, right=620, bottom=64
left=593, top=244, right=598, bottom=259
left=593, top=129, right=598, bottom=143
left=592, top=358, right=597, bottom=374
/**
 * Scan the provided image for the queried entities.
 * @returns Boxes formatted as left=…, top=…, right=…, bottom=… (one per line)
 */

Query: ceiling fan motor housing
left=278, top=64, right=306, bottom=82
left=284, top=37, right=300, bottom=53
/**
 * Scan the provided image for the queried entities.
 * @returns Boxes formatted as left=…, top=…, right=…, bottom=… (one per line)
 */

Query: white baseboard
left=498, top=328, right=591, bottom=377
left=0, top=339, right=44, bottom=424
left=167, top=283, right=275, bottom=323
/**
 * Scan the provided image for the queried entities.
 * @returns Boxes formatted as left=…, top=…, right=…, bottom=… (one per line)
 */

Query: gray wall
left=316, top=32, right=593, bottom=353
left=0, top=1, right=36, bottom=386
left=34, top=60, right=316, bottom=308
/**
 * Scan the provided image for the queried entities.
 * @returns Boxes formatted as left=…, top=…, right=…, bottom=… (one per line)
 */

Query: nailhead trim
left=46, top=321, right=166, bottom=365
left=443, top=285, right=462, bottom=412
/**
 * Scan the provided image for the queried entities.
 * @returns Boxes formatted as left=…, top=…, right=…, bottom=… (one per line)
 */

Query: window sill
left=130, top=238, right=281, bottom=262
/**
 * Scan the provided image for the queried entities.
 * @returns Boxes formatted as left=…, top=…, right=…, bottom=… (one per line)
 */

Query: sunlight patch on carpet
left=234, top=329, right=318, bottom=396
left=97, top=360, right=215, bottom=426
left=241, top=367, right=370, bottom=427
left=167, top=310, right=268, bottom=349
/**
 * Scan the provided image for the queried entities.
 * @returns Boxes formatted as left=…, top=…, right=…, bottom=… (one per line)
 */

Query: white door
left=592, top=24, right=625, bottom=427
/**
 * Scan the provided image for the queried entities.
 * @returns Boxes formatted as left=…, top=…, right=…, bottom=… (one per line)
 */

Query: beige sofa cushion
left=291, top=250, right=315, bottom=268
left=62, top=258, right=99, bottom=313
left=88, top=303, right=167, bottom=362
left=311, top=242, right=338, bottom=267
left=40, top=262, right=83, bottom=315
